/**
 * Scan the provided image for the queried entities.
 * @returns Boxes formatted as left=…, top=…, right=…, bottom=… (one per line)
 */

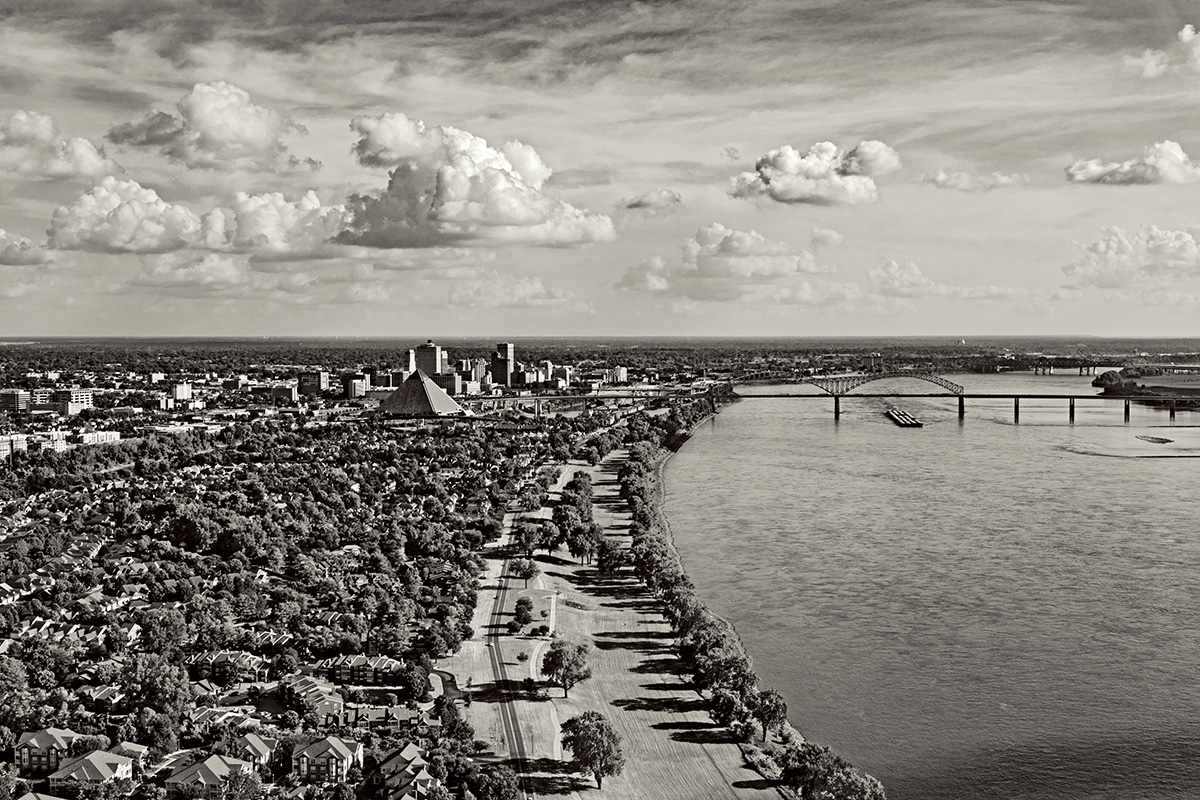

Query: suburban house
left=48, top=750, right=134, bottom=793
left=16, top=728, right=83, bottom=776
left=292, top=737, right=363, bottom=785
left=373, top=744, right=439, bottom=800
left=188, top=650, right=271, bottom=684
left=165, top=755, right=253, bottom=800
left=231, top=733, right=278, bottom=769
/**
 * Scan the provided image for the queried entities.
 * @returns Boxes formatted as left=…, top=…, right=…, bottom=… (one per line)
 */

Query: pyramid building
left=378, top=370, right=467, bottom=417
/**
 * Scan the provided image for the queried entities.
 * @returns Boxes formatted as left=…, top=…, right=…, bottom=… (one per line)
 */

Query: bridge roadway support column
left=834, top=396, right=840, bottom=420
left=1124, top=399, right=1130, bottom=424
left=1171, top=401, right=1177, bottom=422
left=958, top=396, right=965, bottom=419
left=1014, top=397, right=1020, bottom=424
left=1069, top=398, right=1075, bottom=424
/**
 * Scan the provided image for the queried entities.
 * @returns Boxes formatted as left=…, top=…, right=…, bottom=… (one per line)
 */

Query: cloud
left=107, top=81, right=313, bottom=171
left=130, top=252, right=249, bottom=295
left=616, top=222, right=827, bottom=301
left=1124, top=49, right=1170, bottom=78
left=1121, top=25, right=1200, bottom=77
left=339, top=112, right=614, bottom=248
left=0, top=110, right=116, bottom=179
left=618, top=188, right=682, bottom=210
left=49, top=176, right=203, bottom=253
left=1065, top=140, right=1200, bottom=185
left=48, top=178, right=349, bottom=259
left=446, top=269, right=581, bottom=308
left=923, top=169, right=1025, bottom=191
left=868, top=259, right=1027, bottom=300
left=209, top=190, right=350, bottom=259
left=0, top=229, right=53, bottom=266
left=810, top=227, right=844, bottom=250
left=1063, top=225, right=1200, bottom=289
left=729, top=140, right=901, bottom=205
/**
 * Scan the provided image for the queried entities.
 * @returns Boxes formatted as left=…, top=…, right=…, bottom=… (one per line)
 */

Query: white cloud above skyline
left=0, top=2, right=1198, bottom=334
left=729, top=141, right=901, bottom=206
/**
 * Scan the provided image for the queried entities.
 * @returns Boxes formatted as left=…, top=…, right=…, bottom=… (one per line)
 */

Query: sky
left=2, top=0, right=1200, bottom=337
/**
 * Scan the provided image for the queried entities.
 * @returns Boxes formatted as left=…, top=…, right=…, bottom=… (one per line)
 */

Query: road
left=486, top=511, right=534, bottom=799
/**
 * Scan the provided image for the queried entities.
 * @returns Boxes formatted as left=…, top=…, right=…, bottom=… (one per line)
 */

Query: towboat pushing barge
left=885, top=408, right=923, bottom=428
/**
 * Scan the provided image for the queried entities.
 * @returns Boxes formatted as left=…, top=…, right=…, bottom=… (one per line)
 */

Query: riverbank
left=643, top=404, right=886, bottom=799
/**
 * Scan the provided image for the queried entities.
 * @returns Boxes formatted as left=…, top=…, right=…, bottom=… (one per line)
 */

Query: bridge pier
left=1014, top=397, right=1020, bottom=424
left=834, top=396, right=840, bottom=420
left=1069, top=398, right=1075, bottom=424
left=958, top=396, right=965, bottom=419
left=1124, top=399, right=1130, bottom=424
left=1170, top=400, right=1176, bottom=422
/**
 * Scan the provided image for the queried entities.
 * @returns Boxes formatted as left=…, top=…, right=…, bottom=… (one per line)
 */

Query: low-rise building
left=165, top=755, right=253, bottom=800
left=16, top=728, right=82, bottom=776
left=292, top=737, right=363, bottom=785
left=48, top=750, right=133, bottom=792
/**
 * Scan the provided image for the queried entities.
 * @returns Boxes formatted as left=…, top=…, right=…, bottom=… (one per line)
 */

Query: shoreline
left=651, top=403, right=808, bottom=750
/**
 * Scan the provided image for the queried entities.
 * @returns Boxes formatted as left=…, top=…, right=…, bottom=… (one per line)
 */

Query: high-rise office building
left=491, top=342, right=515, bottom=387
left=0, top=389, right=31, bottom=415
left=299, top=371, right=330, bottom=395
left=403, top=349, right=417, bottom=373
left=415, top=340, right=443, bottom=375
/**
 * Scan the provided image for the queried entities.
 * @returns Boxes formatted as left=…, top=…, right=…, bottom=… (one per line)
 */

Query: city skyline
left=2, top=1, right=1200, bottom=337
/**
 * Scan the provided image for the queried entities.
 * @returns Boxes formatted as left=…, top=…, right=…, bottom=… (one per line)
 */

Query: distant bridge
left=803, top=371, right=964, bottom=396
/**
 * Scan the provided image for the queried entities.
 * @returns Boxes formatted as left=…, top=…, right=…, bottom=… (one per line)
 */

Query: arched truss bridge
left=804, top=371, right=964, bottom=396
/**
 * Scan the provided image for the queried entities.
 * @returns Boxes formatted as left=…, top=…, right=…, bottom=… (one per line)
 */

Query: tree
left=510, top=559, right=539, bottom=589
left=225, top=770, right=264, bottom=800
left=751, top=688, right=788, bottom=742
left=540, top=639, right=592, bottom=698
left=512, top=522, right=538, bottom=556
left=514, top=597, right=534, bottom=626
left=596, top=539, right=626, bottom=575
left=468, top=764, right=520, bottom=800
left=560, top=711, right=624, bottom=789
left=0, top=657, right=33, bottom=732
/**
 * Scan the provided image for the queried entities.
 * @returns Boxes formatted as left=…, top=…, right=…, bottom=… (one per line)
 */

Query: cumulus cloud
left=810, top=227, right=844, bottom=250
left=49, top=178, right=348, bottom=258
left=0, top=110, right=116, bottom=180
left=1065, top=140, right=1200, bottom=185
left=1124, top=49, right=1170, bottom=78
left=341, top=112, right=614, bottom=247
left=730, top=140, right=901, bottom=205
left=107, top=81, right=313, bottom=171
left=0, top=229, right=53, bottom=266
left=868, top=259, right=1027, bottom=300
left=49, top=176, right=203, bottom=253
left=618, top=188, right=682, bottom=210
left=1063, top=225, right=1200, bottom=288
left=923, top=169, right=1025, bottom=191
left=446, top=270, right=581, bottom=308
left=1122, top=25, right=1200, bottom=77
left=616, top=222, right=827, bottom=301
left=208, top=190, right=350, bottom=259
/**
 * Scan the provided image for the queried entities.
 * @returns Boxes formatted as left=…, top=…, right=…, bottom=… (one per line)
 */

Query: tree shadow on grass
left=651, top=720, right=716, bottom=732
left=670, top=727, right=738, bottom=745
left=611, top=695, right=705, bottom=714
left=592, top=638, right=669, bottom=654
left=732, top=778, right=780, bottom=790
left=640, top=680, right=693, bottom=693
left=594, top=629, right=675, bottom=639
left=466, top=678, right=527, bottom=704
left=630, top=658, right=682, bottom=676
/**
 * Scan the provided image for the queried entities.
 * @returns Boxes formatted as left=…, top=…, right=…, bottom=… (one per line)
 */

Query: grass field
left=442, top=450, right=779, bottom=798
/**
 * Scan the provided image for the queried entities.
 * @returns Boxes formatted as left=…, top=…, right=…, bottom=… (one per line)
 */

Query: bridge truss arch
left=804, top=371, right=964, bottom=396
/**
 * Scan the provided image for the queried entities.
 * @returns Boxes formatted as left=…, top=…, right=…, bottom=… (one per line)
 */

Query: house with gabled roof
left=231, top=732, right=278, bottom=769
left=48, top=750, right=133, bottom=792
left=16, top=728, right=82, bottom=775
left=165, top=754, right=252, bottom=800
left=292, top=736, right=363, bottom=785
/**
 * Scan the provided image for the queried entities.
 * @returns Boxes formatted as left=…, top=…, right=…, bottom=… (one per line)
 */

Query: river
left=662, top=373, right=1200, bottom=800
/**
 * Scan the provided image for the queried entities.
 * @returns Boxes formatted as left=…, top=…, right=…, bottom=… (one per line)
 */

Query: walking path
left=442, top=450, right=777, bottom=799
